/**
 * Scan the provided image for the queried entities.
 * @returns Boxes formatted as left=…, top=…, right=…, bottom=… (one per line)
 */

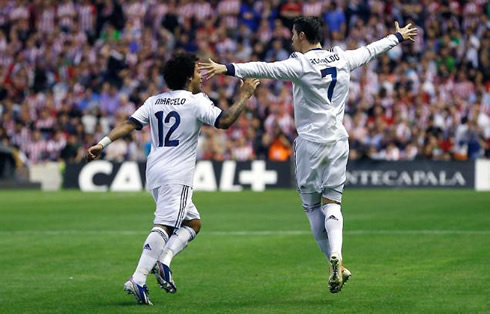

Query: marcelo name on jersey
left=155, top=97, right=187, bottom=106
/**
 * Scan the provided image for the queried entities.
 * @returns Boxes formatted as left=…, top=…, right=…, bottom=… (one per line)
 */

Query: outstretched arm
left=344, top=21, right=417, bottom=71
left=200, top=56, right=303, bottom=82
left=216, top=79, right=260, bottom=129
left=86, top=120, right=138, bottom=161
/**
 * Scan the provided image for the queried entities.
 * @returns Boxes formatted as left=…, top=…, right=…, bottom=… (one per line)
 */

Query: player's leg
left=154, top=191, right=199, bottom=293
left=294, top=137, right=331, bottom=259
left=125, top=222, right=170, bottom=305
left=130, top=223, right=171, bottom=286
left=321, top=139, right=350, bottom=293
left=300, top=191, right=331, bottom=259
left=322, top=195, right=344, bottom=293
left=322, top=197, right=343, bottom=261
left=160, top=218, right=200, bottom=267
left=125, top=185, right=187, bottom=303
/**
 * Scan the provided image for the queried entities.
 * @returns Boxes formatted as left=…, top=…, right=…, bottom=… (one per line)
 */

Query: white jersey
left=232, top=34, right=401, bottom=143
left=130, top=90, right=222, bottom=190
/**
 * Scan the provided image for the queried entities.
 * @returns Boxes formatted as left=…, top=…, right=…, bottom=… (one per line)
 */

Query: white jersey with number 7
left=230, top=34, right=401, bottom=143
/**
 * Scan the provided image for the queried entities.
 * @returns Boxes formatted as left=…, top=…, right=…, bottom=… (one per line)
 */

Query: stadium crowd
left=0, top=0, right=489, bottom=170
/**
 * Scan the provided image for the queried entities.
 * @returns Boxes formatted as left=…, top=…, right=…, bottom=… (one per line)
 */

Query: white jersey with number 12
left=129, top=90, right=222, bottom=190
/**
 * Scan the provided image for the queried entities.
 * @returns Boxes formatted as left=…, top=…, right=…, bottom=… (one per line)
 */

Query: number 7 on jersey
left=320, top=67, right=337, bottom=102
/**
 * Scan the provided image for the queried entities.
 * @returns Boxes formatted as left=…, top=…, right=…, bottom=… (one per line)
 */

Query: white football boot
left=123, top=277, right=153, bottom=305
left=328, top=252, right=344, bottom=293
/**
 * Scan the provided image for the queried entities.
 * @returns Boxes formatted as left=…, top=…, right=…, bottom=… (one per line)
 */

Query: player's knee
left=322, top=197, right=341, bottom=205
left=302, top=201, right=321, bottom=213
left=154, top=224, right=174, bottom=236
left=183, top=219, right=201, bottom=234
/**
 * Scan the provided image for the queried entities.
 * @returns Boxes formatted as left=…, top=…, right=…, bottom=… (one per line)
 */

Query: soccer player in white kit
left=201, top=17, right=417, bottom=293
left=87, top=52, right=259, bottom=305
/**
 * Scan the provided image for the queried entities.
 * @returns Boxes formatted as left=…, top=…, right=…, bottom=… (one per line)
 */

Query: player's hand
left=240, top=79, right=260, bottom=98
left=86, top=144, right=103, bottom=162
left=199, top=58, right=227, bottom=80
left=395, top=21, right=417, bottom=42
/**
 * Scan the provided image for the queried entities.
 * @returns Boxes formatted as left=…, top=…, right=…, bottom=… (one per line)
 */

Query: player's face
left=291, top=26, right=300, bottom=52
left=189, top=64, right=201, bottom=94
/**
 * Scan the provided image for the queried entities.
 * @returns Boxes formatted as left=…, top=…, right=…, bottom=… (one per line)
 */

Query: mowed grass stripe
left=1, top=230, right=490, bottom=236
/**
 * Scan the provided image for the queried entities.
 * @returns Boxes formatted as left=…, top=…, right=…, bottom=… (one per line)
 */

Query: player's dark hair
left=293, top=17, right=323, bottom=44
left=163, top=52, right=198, bottom=90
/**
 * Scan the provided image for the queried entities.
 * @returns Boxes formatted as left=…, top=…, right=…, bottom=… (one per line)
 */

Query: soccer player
left=87, top=52, right=260, bottom=305
left=200, top=17, right=417, bottom=293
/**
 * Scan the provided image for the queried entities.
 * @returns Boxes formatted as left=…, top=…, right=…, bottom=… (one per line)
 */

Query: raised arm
left=86, top=120, right=138, bottom=162
left=344, top=21, right=417, bottom=71
left=200, top=57, right=303, bottom=82
left=216, top=79, right=260, bottom=129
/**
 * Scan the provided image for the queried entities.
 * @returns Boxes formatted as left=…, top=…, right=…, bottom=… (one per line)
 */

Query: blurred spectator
left=0, top=0, right=488, bottom=166
left=267, top=126, right=292, bottom=161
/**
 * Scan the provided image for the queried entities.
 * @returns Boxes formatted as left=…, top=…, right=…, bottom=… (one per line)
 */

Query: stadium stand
left=0, top=0, right=488, bottom=177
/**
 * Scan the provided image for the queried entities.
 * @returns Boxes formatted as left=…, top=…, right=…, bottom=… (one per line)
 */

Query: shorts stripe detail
left=182, top=186, right=190, bottom=225
left=293, top=138, right=299, bottom=191
left=175, top=186, right=189, bottom=228
left=174, top=186, right=186, bottom=228
left=179, top=187, right=189, bottom=227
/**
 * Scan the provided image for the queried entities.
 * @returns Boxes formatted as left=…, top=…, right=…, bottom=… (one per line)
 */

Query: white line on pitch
left=0, top=230, right=489, bottom=236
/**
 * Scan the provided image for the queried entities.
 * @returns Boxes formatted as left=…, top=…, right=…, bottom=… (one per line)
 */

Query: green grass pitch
left=1, top=189, right=489, bottom=313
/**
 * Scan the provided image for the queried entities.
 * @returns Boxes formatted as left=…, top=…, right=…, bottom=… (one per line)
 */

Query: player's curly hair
left=293, top=17, right=323, bottom=44
left=163, top=52, right=198, bottom=90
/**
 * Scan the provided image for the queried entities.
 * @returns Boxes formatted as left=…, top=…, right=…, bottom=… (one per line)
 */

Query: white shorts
left=294, top=137, right=349, bottom=203
left=150, top=184, right=200, bottom=228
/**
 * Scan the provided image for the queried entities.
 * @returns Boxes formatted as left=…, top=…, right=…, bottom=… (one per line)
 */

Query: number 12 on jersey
left=154, top=111, right=180, bottom=147
left=320, top=67, right=337, bottom=102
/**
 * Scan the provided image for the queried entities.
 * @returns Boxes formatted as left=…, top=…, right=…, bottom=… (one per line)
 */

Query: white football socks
left=322, top=203, right=343, bottom=260
left=305, top=206, right=331, bottom=260
left=159, top=226, right=196, bottom=266
left=132, top=227, right=169, bottom=286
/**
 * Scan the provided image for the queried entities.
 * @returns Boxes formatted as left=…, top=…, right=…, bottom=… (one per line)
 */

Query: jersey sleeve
left=128, top=97, right=152, bottom=130
left=231, top=54, right=304, bottom=81
left=195, top=93, right=223, bottom=127
left=342, top=34, right=401, bottom=71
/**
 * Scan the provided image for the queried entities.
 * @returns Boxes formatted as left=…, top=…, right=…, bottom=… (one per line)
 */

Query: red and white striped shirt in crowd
left=78, top=3, right=95, bottom=32
left=231, top=144, right=254, bottom=161
left=178, top=1, right=194, bottom=20
left=124, top=1, right=146, bottom=30
left=27, top=139, right=47, bottom=164
left=38, top=6, right=56, bottom=34
left=193, top=1, right=213, bottom=22
left=36, top=117, right=56, bottom=130
left=47, top=137, right=67, bottom=160
left=150, top=2, right=168, bottom=31
left=218, top=0, right=240, bottom=29
left=302, top=1, right=323, bottom=17
left=11, top=128, right=31, bottom=152
left=0, top=33, right=7, bottom=51
left=23, top=45, right=44, bottom=64
left=453, top=81, right=475, bottom=100
left=57, top=1, right=76, bottom=29
left=10, top=4, right=29, bottom=21
left=0, top=50, right=12, bottom=66
left=257, top=21, right=272, bottom=43
left=0, top=3, right=13, bottom=27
